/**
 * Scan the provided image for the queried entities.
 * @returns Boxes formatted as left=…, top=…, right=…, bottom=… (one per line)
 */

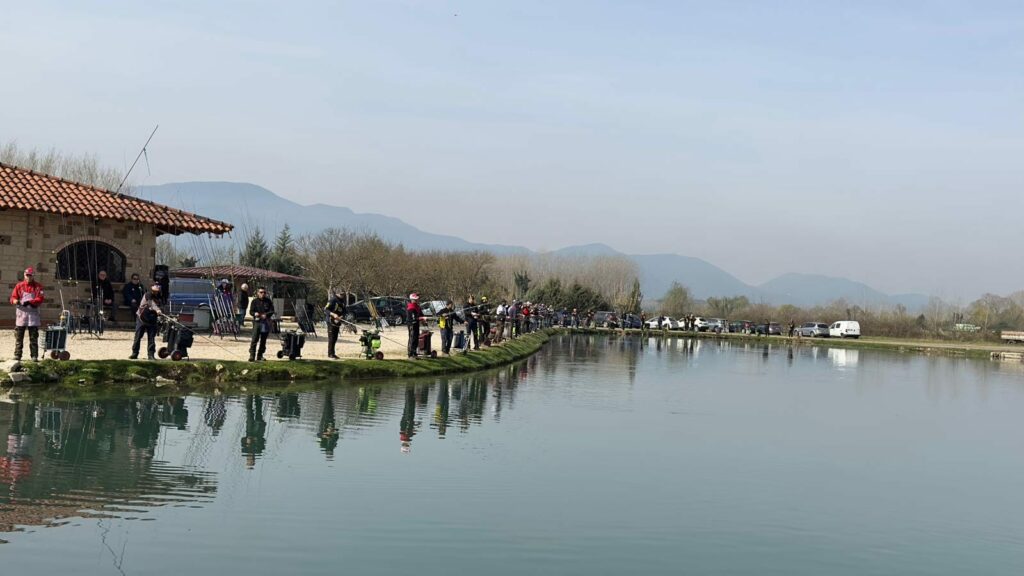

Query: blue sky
left=1, top=0, right=1022, bottom=299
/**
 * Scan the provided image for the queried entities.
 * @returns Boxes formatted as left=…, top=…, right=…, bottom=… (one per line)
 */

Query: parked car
left=706, top=318, right=726, bottom=333
left=798, top=322, right=830, bottom=338
left=693, top=317, right=710, bottom=331
left=593, top=310, right=619, bottom=328
left=167, top=278, right=218, bottom=311
left=829, top=320, right=861, bottom=339
left=621, top=314, right=643, bottom=329
left=755, top=322, right=783, bottom=336
left=646, top=316, right=678, bottom=330
left=729, top=320, right=755, bottom=334
left=345, top=296, right=408, bottom=325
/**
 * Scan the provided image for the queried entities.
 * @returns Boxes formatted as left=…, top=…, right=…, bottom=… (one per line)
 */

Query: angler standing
left=237, top=283, right=250, bottom=328
left=248, top=287, right=276, bottom=362
left=478, top=296, right=491, bottom=346
left=324, top=290, right=347, bottom=360
left=463, top=295, right=479, bottom=352
left=10, top=267, right=44, bottom=362
left=131, top=283, right=164, bottom=360
left=437, top=300, right=459, bottom=355
left=406, top=293, right=424, bottom=358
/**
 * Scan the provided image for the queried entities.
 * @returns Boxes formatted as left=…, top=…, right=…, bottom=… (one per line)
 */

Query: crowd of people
left=5, top=264, right=603, bottom=363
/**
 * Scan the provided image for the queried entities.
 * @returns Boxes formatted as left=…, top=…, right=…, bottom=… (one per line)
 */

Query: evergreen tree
left=269, top=224, right=300, bottom=275
left=240, top=228, right=271, bottom=270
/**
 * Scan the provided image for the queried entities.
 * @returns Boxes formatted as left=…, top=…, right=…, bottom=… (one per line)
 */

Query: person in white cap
left=9, top=267, right=44, bottom=361
left=406, top=293, right=424, bottom=358
left=131, top=283, right=165, bottom=360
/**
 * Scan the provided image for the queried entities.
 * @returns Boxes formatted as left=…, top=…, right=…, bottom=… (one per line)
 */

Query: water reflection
left=0, top=398, right=216, bottom=536
left=0, top=333, right=1017, bottom=543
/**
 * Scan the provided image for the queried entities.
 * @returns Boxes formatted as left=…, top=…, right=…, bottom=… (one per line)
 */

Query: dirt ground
left=0, top=321, right=426, bottom=362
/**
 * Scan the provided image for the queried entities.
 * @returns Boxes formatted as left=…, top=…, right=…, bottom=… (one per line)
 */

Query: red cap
left=24, top=267, right=34, bottom=276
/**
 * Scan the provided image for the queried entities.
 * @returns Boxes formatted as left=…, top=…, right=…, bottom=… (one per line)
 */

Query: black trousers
left=408, top=322, right=420, bottom=357
left=465, top=321, right=478, bottom=350
left=441, top=327, right=454, bottom=354
left=132, top=323, right=158, bottom=357
left=250, top=327, right=270, bottom=359
left=14, top=326, right=39, bottom=360
left=327, top=323, right=341, bottom=357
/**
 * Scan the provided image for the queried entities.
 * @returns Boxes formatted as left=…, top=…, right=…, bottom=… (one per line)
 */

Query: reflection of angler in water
left=318, top=390, right=339, bottom=458
left=399, top=385, right=417, bottom=453
left=204, top=397, right=227, bottom=435
left=276, top=393, right=301, bottom=420
left=433, top=382, right=450, bottom=438
left=241, top=395, right=267, bottom=468
left=0, top=402, right=36, bottom=490
left=128, top=400, right=162, bottom=457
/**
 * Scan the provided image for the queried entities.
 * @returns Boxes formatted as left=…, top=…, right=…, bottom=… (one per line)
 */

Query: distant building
left=0, top=162, right=233, bottom=325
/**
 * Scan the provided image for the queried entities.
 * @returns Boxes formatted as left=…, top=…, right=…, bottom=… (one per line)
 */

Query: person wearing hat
left=131, top=283, right=165, bottom=360
left=406, top=293, right=424, bottom=358
left=10, top=267, right=45, bottom=362
left=478, top=296, right=491, bottom=346
left=324, top=289, right=347, bottom=360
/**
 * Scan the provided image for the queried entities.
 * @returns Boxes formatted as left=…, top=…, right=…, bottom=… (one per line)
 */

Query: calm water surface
left=2, top=335, right=1023, bottom=575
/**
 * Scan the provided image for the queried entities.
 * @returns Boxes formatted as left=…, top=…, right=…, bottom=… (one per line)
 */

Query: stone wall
left=0, top=210, right=157, bottom=326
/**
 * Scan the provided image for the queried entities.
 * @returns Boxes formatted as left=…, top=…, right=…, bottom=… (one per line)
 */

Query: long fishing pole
left=116, top=125, right=159, bottom=195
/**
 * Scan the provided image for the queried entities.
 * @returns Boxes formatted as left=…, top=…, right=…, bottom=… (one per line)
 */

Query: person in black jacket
left=248, top=287, right=275, bottom=362
left=93, top=270, right=116, bottom=322
left=324, top=290, right=347, bottom=359
left=437, top=300, right=461, bottom=355
left=122, top=274, right=143, bottom=320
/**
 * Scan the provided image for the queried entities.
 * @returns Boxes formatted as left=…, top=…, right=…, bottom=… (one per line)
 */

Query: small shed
left=171, top=265, right=310, bottom=316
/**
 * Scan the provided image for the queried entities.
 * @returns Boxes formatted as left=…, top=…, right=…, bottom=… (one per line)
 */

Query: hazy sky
left=2, top=0, right=1021, bottom=299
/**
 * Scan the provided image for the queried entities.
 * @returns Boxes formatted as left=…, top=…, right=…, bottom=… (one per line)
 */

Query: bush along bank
left=0, top=329, right=554, bottom=397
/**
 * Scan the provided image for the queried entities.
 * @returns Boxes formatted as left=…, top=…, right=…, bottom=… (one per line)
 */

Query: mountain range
left=140, top=182, right=929, bottom=309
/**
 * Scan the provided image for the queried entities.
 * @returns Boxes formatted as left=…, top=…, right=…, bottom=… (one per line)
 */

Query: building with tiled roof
left=0, top=162, right=235, bottom=326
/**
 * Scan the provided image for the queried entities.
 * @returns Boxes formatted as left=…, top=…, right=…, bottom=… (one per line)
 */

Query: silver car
left=797, top=322, right=830, bottom=338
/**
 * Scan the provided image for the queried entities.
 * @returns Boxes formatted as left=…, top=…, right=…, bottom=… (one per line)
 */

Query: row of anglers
left=6, top=268, right=563, bottom=363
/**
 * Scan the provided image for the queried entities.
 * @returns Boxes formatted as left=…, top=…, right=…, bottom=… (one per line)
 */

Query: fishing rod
left=156, top=310, right=249, bottom=361
left=116, top=125, right=159, bottom=196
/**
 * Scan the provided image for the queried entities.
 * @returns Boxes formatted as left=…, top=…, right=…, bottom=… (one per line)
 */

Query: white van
left=829, top=321, right=861, bottom=339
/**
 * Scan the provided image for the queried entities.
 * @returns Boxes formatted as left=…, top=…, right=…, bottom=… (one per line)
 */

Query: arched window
left=56, top=241, right=127, bottom=282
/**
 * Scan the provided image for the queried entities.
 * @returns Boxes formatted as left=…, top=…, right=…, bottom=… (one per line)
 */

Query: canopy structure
left=171, top=265, right=307, bottom=284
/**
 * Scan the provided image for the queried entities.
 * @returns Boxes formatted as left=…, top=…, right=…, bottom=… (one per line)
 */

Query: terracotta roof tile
left=172, top=265, right=307, bottom=283
left=0, top=162, right=233, bottom=235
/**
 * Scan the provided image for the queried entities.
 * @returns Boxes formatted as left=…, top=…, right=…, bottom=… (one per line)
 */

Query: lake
left=2, top=334, right=1023, bottom=575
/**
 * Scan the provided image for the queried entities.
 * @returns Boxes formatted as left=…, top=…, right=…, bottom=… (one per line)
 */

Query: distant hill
left=139, top=181, right=528, bottom=254
left=757, top=273, right=930, bottom=309
left=550, top=244, right=757, bottom=300
left=142, top=182, right=929, bottom=309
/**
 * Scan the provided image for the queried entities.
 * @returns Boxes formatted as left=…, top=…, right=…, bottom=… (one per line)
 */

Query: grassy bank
left=1, top=329, right=554, bottom=398
left=570, top=327, right=1019, bottom=360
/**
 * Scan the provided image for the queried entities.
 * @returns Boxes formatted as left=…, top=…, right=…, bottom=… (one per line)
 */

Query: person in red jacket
left=10, top=267, right=45, bottom=362
left=406, top=293, right=424, bottom=358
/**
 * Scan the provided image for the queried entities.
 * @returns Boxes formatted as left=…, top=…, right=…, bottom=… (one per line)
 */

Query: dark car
left=344, top=296, right=408, bottom=325
left=797, top=322, right=830, bottom=338
left=167, top=278, right=218, bottom=311
left=621, top=314, right=643, bottom=329
left=729, top=320, right=755, bottom=334
left=754, top=322, right=783, bottom=336
left=593, top=310, right=619, bottom=328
